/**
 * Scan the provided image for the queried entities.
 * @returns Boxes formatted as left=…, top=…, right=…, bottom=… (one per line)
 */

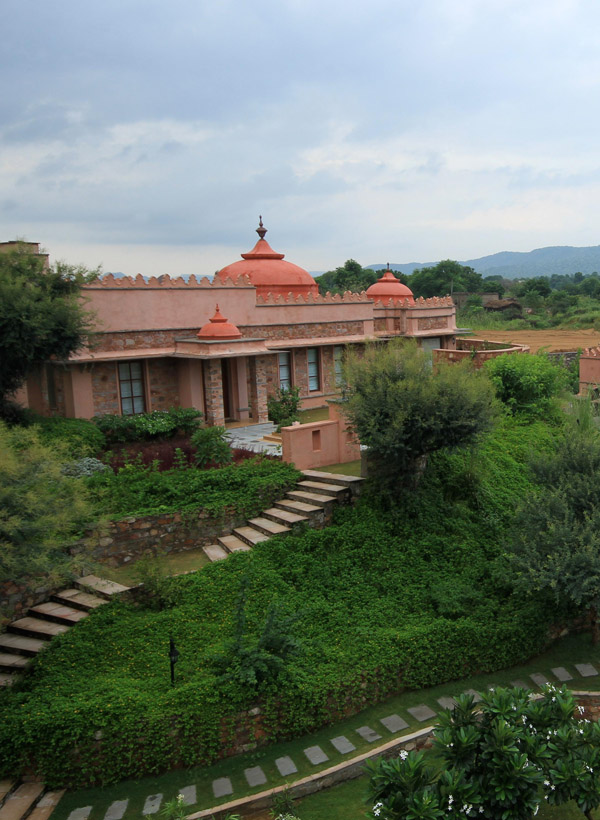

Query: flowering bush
left=366, top=684, right=600, bottom=820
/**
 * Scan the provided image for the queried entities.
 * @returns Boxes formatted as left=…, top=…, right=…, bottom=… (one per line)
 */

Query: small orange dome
left=366, top=265, right=415, bottom=305
left=197, top=305, right=242, bottom=340
left=215, top=218, right=318, bottom=299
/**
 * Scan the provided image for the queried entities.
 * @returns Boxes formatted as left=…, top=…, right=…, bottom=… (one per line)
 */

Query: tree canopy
left=341, top=340, right=497, bottom=491
left=314, top=259, right=379, bottom=295
left=0, top=243, right=98, bottom=417
left=409, top=260, right=484, bottom=298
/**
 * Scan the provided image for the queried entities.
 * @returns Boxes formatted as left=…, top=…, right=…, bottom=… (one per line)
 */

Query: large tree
left=341, top=340, right=496, bottom=491
left=507, top=400, right=600, bottom=643
left=0, top=243, right=98, bottom=417
left=314, top=259, right=379, bottom=295
left=409, top=260, right=483, bottom=298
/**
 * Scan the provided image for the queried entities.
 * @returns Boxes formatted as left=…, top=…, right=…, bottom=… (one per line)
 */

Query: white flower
left=373, top=802, right=383, bottom=817
left=399, top=750, right=408, bottom=760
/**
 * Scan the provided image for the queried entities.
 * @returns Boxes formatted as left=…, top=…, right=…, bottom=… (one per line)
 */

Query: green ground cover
left=101, top=547, right=210, bottom=586
left=0, top=415, right=566, bottom=791
left=46, top=631, right=600, bottom=820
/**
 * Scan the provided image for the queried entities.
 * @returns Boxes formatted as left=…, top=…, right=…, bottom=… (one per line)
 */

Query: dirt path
left=469, top=327, right=600, bottom=354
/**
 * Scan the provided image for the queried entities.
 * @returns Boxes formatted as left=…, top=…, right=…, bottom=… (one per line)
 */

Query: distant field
left=469, top=327, right=600, bottom=353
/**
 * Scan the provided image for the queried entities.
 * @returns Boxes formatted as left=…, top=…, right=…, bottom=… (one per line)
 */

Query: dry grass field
left=470, top=327, right=600, bottom=353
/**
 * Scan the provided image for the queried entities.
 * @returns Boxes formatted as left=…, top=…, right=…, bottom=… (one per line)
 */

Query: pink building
left=17, top=222, right=458, bottom=425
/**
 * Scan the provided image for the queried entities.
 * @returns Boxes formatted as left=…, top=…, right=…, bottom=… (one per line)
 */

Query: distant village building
left=14, top=222, right=459, bottom=425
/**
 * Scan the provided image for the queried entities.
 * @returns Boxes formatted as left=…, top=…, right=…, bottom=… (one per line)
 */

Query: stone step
left=0, top=782, right=17, bottom=809
left=0, top=653, right=29, bottom=673
left=247, top=517, right=292, bottom=536
left=28, top=791, right=66, bottom=820
left=302, top=469, right=364, bottom=488
left=217, top=535, right=252, bottom=554
left=261, top=507, right=309, bottom=527
left=0, top=782, right=45, bottom=820
left=275, top=498, right=323, bottom=516
left=202, top=544, right=229, bottom=562
left=7, top=617, right=70, bottom=641
left=0, top=634, right=45, bottom=658
left=75, top=575, right=131, bottom=600
left=297, top=480, right=349, bottom=498
left=51, top=589, right=108, bottom=612
left=28, top=603, right=88, bottom=626
left=286, top=489, right=336, bottom=507
left=233, top=526, right=270, bottom=547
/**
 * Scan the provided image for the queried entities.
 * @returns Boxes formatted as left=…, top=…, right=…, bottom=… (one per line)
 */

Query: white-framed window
left=307, top=347, right=320, bottom=392
left=333, top=345, right=344, bottom=387
left=278, top=351, right=292, bottom=391
left=118, top=361, right=146, bottom=415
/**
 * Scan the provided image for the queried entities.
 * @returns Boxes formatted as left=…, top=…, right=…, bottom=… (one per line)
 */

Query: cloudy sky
left=2, top=0, right=600, bottom=276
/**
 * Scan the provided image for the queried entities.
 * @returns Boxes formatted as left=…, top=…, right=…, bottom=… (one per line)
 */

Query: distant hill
left=368, top=245, right=600, bottom=280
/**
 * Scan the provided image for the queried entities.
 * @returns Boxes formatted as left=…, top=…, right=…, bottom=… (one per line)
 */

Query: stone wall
left=239, top=320, right=365, bottom=340
left=92, top=362, right=120, bottom=415
left=79, top=507, right=249, bottom=568
left=0, top=576, right=54, bottom=623
left=147, top=359, right=179, bottom=410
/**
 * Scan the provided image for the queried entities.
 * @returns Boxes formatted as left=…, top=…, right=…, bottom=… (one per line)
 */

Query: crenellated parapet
left=86, top=273, right=254, bottom=288
left=256, top=290, right=370, bottom=305
left=372, top=295, right=454, bottom=308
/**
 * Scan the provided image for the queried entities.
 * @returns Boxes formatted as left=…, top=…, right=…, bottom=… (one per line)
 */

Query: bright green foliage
left=409, top=260, right=483, bottom=298
left=0, top=421, right=94, bottom=585
left=485, top=353, right=568, bottom=417
left=0, top=420, right=558, bottom=788
left=94, top=407, right=203, bottom=444
left=87, top=457, right=301, bottom=519
left=314, top=259, right=379, bottom=295
left=367, top=685, right=600, bottom=820
left=191, top=425, right=233, bottom=468
left=342, top=340, right=497, bottom=489
left=267, top=386, right=301, bottom=431
left=210, top=575, right=302, bottom=687
left=32, top=416, right=106, bottom=458
left=0, top=243, right=98, bottom=417
left=508, top=400, right=600, bottom=643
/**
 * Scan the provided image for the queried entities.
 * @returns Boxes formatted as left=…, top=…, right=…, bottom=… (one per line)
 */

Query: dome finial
left=256, top=215, right=267, bottom=240
left=387, top=262, right=390, bottom=271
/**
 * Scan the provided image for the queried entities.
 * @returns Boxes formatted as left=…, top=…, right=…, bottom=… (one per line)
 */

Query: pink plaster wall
left=579, top=354, right=600, bottom=392
left=281, top=406, right=360, bottom=470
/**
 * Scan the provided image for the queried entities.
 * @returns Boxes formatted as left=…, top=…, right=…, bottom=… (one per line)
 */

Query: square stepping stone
left=463, top=689, right=482, bottom=702
left=356, top=725, right=382, bottom=743
left=330, top=735, right=356, bottom=754
left=244, top=766, right=267, bottom=788
left=407, top=705, right=436, bottom=722
left=105, top=800, right=128, bottom=820
left=530, top=673, right=550, bottom=687
left=511, top=680, right=530, bottom=690
left=178, top=786, right=196, bottom=806
left=437, top=697, right=457, bottom=711
left=552, top=666, right=573, bottom=682
left=575, top=663, right=599, bottom=678
left=212, top=778, right=232, bottom=799
left=304, top=745, right=329, bottom=765
left=275, top=756, right=298, bottom=776
left=68, top=809, right=92, bottom=820
left=142, top=795, right=162, bottom=815
left=380, top=714, right=409, bottom=734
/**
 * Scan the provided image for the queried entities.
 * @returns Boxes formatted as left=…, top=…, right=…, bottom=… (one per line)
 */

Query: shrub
left=485, top=353, right=568, bottom=417
left=34, top=416, right=106, bottom=458
left=94, top=408, right=203, bottom=444
left=61, top=457, right=109, bottom=477
left=268, top=387, right=301, bottom=431
left=191, top=425, right=233, bottom=468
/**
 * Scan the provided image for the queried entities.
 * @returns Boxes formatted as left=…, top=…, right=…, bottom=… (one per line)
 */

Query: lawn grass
left=49, top=630, right=600, bottom=820
left=100, top=547, right=210, bottom=586
left=297, top=407, right=330, bottom=424
left=317, top=459, right=362, bottom=476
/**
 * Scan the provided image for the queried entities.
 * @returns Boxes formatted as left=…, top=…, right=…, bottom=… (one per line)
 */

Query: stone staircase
left=202, top=470, right=364, bottom=562
left=0, top=780, right=65, bottom=820
left=0, top=576, right=131, bottom=688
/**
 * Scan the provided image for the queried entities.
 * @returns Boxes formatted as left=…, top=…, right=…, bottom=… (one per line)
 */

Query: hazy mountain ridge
left=367, top=245, right=600, bottom=280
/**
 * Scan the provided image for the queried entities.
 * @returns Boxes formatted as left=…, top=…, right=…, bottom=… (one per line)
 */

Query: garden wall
left=76, top=508, right=249, bottom=568
left=0, top=576, right=54, bottom=623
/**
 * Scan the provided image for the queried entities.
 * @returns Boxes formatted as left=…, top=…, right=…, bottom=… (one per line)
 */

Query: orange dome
left=197, top=305, right=242, bottom=339
left=366, top=265, right=415, bottom=305
left=215, top=218, right=318, bottom=299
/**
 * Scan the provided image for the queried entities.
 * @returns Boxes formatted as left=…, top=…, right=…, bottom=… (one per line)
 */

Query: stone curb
left=186, top=725, right=435, bottom=819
